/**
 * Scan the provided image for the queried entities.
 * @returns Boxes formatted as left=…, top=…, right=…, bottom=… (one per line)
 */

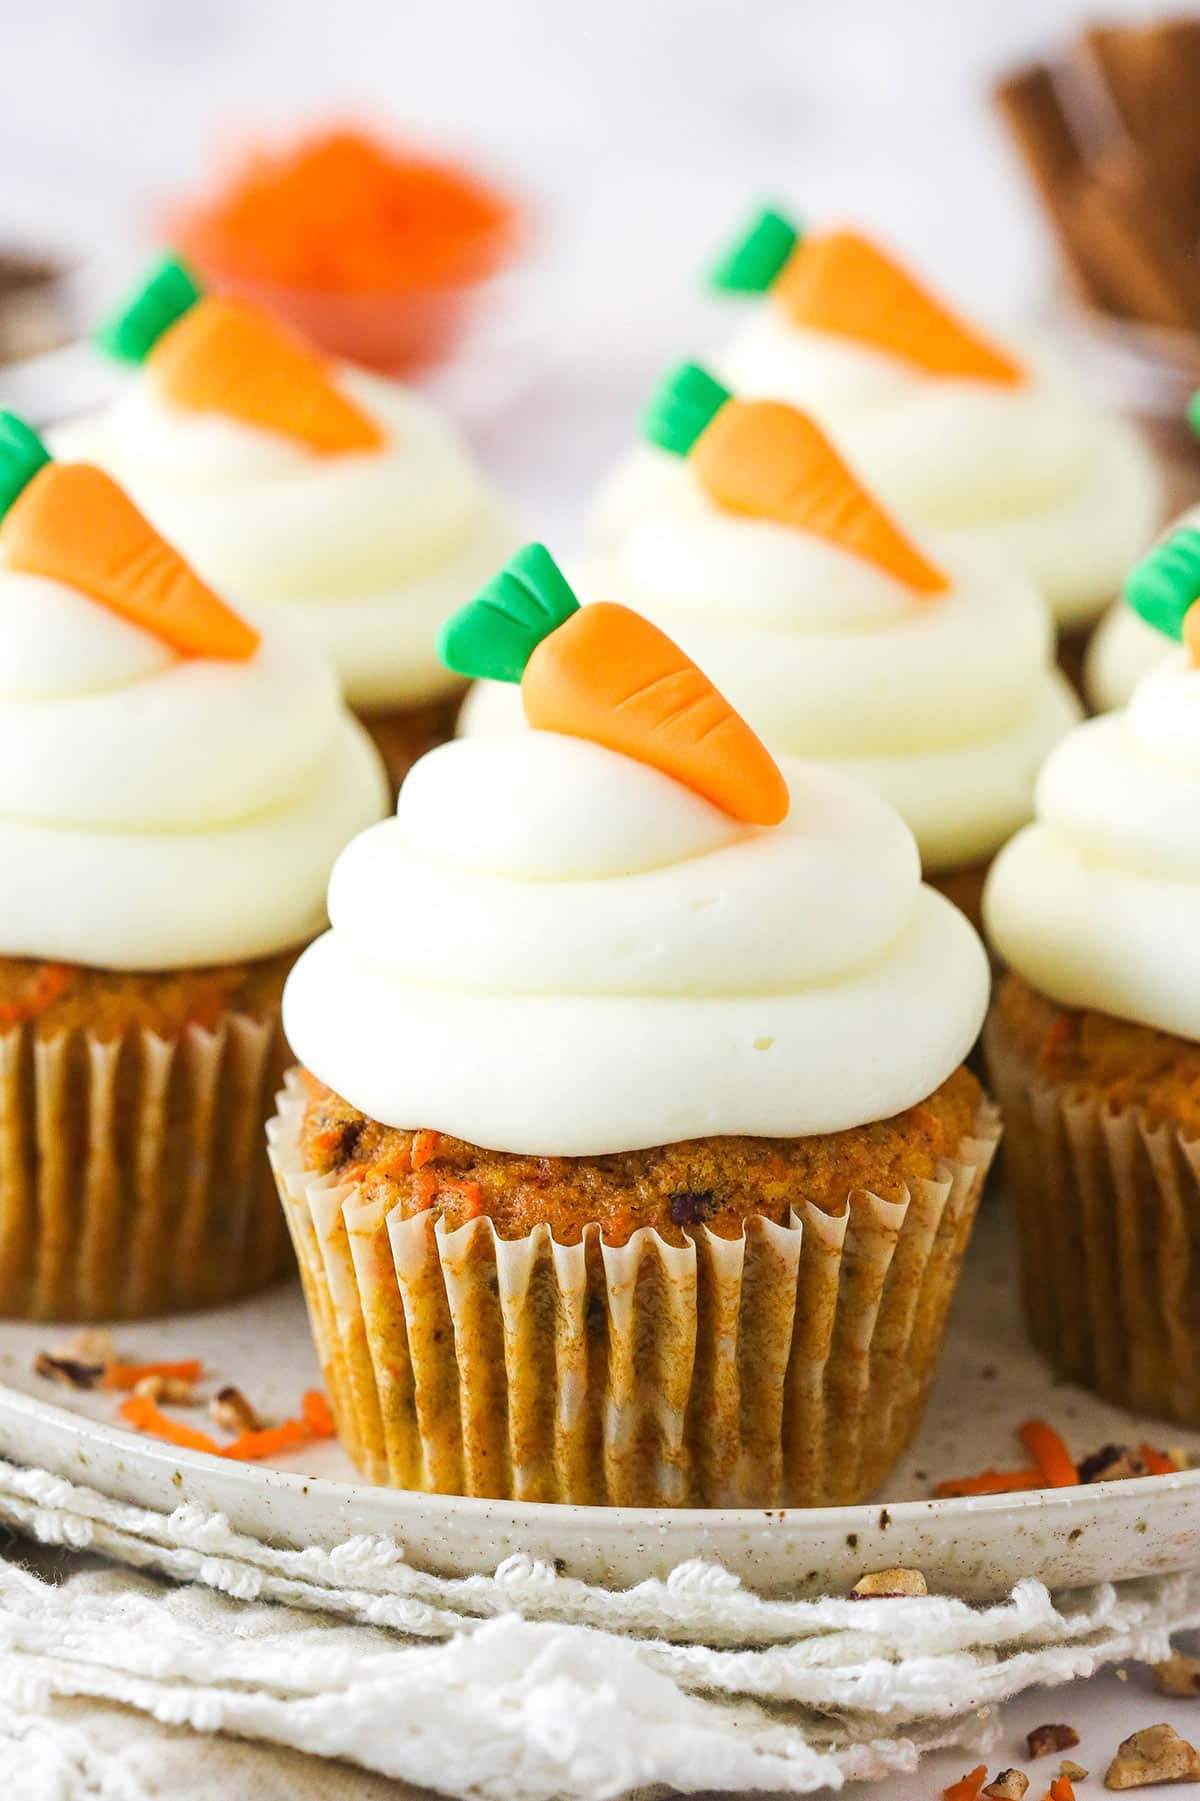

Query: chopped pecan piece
left=850, top=1566, right=928, bottom=1599
left=1105, top=1724, right=1200, bottom=1789
left=1078, top=1444, right=1147, bottom=1483
left=54, top=1327, right=115, bottom=1368
left=133, top=1373, right=195, bottom=1405
left=1060, top=1762, right=1089, bottom=1782
left=209, top=1385, right=262, bottom=1434
left=1153, top=1654, right=1200, bottom=1699
left=984, top=1771, right=1030, bottom=1799
left=1028, top=1725, right=1081, bottom=1759
left=33, top=1352, right=104, bottom=1390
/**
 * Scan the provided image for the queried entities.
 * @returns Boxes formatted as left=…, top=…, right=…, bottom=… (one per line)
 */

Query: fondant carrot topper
left=1124, top=525, right=1200, bottom=665
left=96, top=254, right=384, bottom=455
left=0, top=410, right=259, bottom=660
left=643, top=362, right=949, bottom=598
left=439, top=543, right=790, bottom=825
left=710, top=206, right=1025, bottom=387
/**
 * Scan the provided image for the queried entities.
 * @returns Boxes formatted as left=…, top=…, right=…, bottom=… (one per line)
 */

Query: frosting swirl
left=599, top=329, right=1160, bottom=630
left=0, top=559, right=388, bottom=969
left=461, top=497, right=1080, bottom=869
left=283, top=732, right=988, bottom=1155
left=1084, top=501, right=1200, bottom=711
left=985, top=651, right=1200, bottom=1038
left=52, top=368, right=519, bottom=709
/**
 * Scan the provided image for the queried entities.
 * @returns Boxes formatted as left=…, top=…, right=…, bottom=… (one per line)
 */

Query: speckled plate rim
left=0, top=1378, right=1196, bottom=1601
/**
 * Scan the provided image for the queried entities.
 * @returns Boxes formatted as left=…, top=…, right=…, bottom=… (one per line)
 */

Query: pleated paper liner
left=986, top=1007, right=1200, bottom=1427
left=356, top=690, right=464, bottom=802
left=269, top=1072, right=1000, bottom=1505
left=0, top=1009, right=293, bottom=1321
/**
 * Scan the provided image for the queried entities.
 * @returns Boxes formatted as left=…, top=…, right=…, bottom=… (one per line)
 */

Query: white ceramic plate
left=0, top=1203, right=1196, bottom=1601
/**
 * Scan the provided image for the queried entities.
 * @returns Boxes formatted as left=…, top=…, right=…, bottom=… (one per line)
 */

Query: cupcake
left=1085, top=500, right=1200, bottom=712
left=0, top=412, right=388, bottom=1319
left=984, top=526, right=1200, bottom=1424
left=270, top=544, right=996, bottom=1505
left=599, top=209, right=1162, bottom=665
left=462, top=368, right=1079, bottom=927
left=55, top=255, right=518, bottom=792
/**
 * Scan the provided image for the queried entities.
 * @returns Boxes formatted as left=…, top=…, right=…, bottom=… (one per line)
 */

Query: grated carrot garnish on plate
left=944, top=1765, right=988, bottom=1801
left=102, top=1359, right=204, bottom=1391
left=935, top=1468, right=1042, bottom=1499
left=118, top=1393, right=221, bottom=1454
left=1019, top=1419, right=1079, bottom=1488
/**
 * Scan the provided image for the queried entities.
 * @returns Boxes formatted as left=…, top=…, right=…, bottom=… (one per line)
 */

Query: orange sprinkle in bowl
left=165, top=126, right=522, bottom=374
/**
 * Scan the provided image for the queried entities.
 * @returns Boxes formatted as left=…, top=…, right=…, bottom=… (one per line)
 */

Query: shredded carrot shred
left=0, top=962, right=75, bottom=1026
left=1140, top=1443, right=1176, bottom=1475
left=1020, top=1419, right=1079, bottom=1488
left=118, top=1394, right=221, bottom=1454
left=935, top=1468, right=1043, bottom=1499
left=218, top=1419, right=310, bottom=1462
left=411, top=1130, right=439, bottom=1170
left=944, top=1765, right=988, bottom=1801
left=302, top=1390, right=335, bottom=1437
left=1050, top=1778, right=1076, bottom=1801
left=102, top=1359, right=203, bottom=1391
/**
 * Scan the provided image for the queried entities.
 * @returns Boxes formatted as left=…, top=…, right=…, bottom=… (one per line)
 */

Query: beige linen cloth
left=0, top=1458, right=1197, bottom=1799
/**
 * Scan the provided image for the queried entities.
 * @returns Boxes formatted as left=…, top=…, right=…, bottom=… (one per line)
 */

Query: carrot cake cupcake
left=598, top=209, right=1161, bottom=669
left=461, top=368, right=1079, bottom=927
left=270, top=543, right=997, bottom=1505
left=985, top=526, right=1200, bottom=1424
left=55, top=255, right=518, bottom=791
left=0, top=411, right=388, bottom=1319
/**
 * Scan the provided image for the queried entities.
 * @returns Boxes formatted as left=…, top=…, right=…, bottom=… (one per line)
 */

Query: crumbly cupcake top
left=466, top=366, right=1080, bottom=870
left=0, top=412, right=387, bottom=971
left=600, top=207, right=1161, bottom=629
left=53, top=255, right=517, bottom=709
left=986, top=526, right=1200, bottom=1040
left=283, top=545, right=988, bottom=1155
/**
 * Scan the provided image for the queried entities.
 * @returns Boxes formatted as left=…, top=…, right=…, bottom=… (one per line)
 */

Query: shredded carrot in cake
left=102, top=1359, right=204, bottom=1391
left=411, top=1129, right=440, bottom=1169
left=0, top=962, right=75, bottom=1026
left=1020, top=1419, right=1079, bottom=1488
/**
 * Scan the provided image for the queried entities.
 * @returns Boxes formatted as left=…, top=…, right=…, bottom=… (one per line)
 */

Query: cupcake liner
left=268, top=1074, right=1000, bottom=1505
left=986, top=1008, right=1200, bottom=1426
left=0, top=1009, right=292, bottom=1321
left=356, top=691, right=463, bottom=799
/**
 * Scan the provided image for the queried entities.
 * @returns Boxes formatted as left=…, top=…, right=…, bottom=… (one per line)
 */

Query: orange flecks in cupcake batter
left=296, top=1065, right=982, bottom=1247
left=776, top=230, right=1024, bottom=386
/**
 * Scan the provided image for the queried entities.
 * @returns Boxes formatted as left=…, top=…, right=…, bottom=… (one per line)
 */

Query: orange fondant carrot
left=98, top=256, right=383, bottom=456
left=693, top=397, right=948, bottom=595
left=1019, top=1419, right=1079, bottom=1488
left=523, top=600, right=790, bottom=826
left=1, top=456, right=259, bottom=661
left=1184, top=599, right=1200, bottom=667
left=151, top=296, right=384, bottom=454
left=118, top=1393, right=222, bottom=1455
left=102, top=1359, right=204, bottom=1391
left=776, top=231, right=1024, bottom=386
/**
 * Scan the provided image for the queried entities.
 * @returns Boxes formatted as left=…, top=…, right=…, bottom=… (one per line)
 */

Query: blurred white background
left=0, top=0, right=1176, bottom=520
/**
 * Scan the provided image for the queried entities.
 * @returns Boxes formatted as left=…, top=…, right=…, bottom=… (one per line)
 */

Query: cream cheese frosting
left=52, top=368, right=519, bottom=710
left=985, top=650, right=1200, bottom=1039
left=283, top=732, right=989, bottom=1155
left=460, top=497, right=1081, bottom=870
left=0, top=559, right=389, bottom=970
left=598, top=329, right=1160, bottom=632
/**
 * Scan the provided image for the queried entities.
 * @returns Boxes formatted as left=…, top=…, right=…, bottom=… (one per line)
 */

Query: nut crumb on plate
left=209, top=1386, right=262, bottom=1434
left=850, top=1566, right=928, bottom=1598
left=984, top=1771, right=1030, bottom=1799
left=1154, top=1655, right=1200, bottom=1699
left=1105, top=1724, right=1200, bottom=1789
left=1029, top=1726, right=1081, bottom=1759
